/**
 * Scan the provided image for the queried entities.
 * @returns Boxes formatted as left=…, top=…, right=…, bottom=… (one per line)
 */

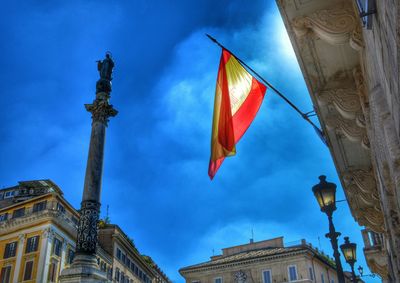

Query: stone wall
left=361, top=0, right=400, bottom=281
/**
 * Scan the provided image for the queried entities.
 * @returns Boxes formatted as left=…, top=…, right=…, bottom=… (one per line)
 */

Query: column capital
left=85, top=98, right=118, bottom=126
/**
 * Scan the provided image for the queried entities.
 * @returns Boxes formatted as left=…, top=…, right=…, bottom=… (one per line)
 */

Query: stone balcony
left=361, top=229, right=389, bottom=280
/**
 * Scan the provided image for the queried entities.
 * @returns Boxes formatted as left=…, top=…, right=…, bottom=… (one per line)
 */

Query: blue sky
left=0, top=1, right=379, bottom=282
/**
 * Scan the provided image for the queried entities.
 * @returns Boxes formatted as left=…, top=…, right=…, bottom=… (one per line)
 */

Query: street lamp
left=341, top=237, right=357, bottom=282
left=312, top=175, right=345, bottom=283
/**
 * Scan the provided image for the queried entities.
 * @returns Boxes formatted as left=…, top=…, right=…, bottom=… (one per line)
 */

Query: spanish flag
left=209, top=49, right=267, bottom=179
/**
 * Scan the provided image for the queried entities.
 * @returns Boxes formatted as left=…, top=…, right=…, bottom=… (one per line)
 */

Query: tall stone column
left=60, top=53, right=117, bottom=283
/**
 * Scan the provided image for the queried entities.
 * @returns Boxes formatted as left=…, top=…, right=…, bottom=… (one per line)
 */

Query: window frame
left=308, top=266, right=314, bottom=281
left=287, top=265, right=298, bottom=282
left=25, top=235, right=40, bottom=254
left=48, top=260, right=58, bottom=283
left=4, top=191, right=14, bottom=199
left=262, top=269, right=272, bottom=283
left=23, top=260, right=34, bottom=281
left=33, top=201, right=47, bottom=213
left=3, top=242, right=18, bottom=259
left=0, top=213, right=8, bottom=222
left=0, top=265, right=12, bottom=283
left=12, top=207, right=25, bottom=219
left=52, top=237, right=62, bottom=257
left=214, top=277, right=223, bottom=283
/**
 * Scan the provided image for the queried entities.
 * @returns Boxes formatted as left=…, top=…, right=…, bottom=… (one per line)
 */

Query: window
left=52, top=238, right=62, bottom=256
left=71, top=217, right=79, bottom=226
left=214, top=277, right=222, bottom=283
left=288, top=265, right=297, bottom=281
left=33, top=201, right=47, bottom=212
left=262, top=270, right=271, bottom=283
left=121, top=273, right=125, bottom=283
left=12, top=207, right=25, bottom=219
left=56, top=203, right=65, bottom=213
left=0, top=266, right=11, bottom=283
left=0, top=213, right=8, bottom=222
left=121, top=253, right=126, bottom=263
left=25, top=236, right=40, bottom=253
left=331, top=280, right=335, bottom=283
left=321, top=273, right=325, bottom=283
left=126, top=257, right=131, bottom=268
left=3, top=242, right=17, bottom=259
left=116, top=248, right=121, bottom=259
left=100, top=261, right=106, bottom=272
left=115, top=268, right=120, bottom=281
left=23, top=261, right=34, bottom=280
left=309, top=266, right=314, bottom=281
left=4, top=191, right=14, bottom=199
left=67, top=249, right=75, bottom=265
left=107, top=267, right=113, bottom=280
left=48, top=260, right=58, bottom=282
left=356, top=0, right=376, bottom=29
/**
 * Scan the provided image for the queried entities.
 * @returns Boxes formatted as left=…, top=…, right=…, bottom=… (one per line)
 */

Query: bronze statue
left=97, top=53, right=114, bottom=81
left=96, top=53, right=114, bottom=93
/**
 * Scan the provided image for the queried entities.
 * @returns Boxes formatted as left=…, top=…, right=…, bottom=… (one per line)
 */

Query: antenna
left=318, top=236, right=322, bottom=250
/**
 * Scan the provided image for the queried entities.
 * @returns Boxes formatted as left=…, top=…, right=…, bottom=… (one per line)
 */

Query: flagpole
left=206, top=34, right=325, bottom=137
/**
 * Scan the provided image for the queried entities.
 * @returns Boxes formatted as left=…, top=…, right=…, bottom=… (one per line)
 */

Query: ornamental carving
left=85, top=96, right=118, bottom=126
left=343, top=169, right=384, bottom=232
left=325, top=112, right=370, bottom=149
left=292, top=4, right=363, bottom=50
left=318, top=88, right=361, bottom=120
left=76, top=200, right=100, bottom=254
left=234, top=270, right=247, bottom=283
left=367, top=259, right=389, bottom=280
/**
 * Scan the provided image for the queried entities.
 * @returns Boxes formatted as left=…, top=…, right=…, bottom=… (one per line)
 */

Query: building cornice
left=180, top=249, right=308, bottom=274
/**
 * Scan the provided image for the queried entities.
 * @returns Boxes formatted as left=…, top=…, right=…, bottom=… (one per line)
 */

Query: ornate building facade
left=275, top=0, right=400, bottom=281
left=0, top=180, right=170, bottom=283
left=179, top=237, right=352, bottom=283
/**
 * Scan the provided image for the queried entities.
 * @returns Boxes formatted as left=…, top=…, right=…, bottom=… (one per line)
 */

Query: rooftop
left=180, top=237, right=336, bottom=273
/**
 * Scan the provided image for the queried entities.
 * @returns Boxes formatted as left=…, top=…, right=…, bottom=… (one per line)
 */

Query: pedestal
left=59, top=254, right=108, bottom=282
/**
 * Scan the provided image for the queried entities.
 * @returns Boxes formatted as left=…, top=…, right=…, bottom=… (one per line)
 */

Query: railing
left=0, top=200, right=79, bottom=230
left=362, top=229, right=383, bottom=249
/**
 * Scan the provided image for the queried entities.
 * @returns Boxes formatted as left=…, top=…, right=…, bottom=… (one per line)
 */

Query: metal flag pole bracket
left=206, top=34, right=328, bottom=146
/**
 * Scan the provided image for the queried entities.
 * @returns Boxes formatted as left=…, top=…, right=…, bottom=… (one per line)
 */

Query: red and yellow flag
left=208, top=49, right=267, bottom=179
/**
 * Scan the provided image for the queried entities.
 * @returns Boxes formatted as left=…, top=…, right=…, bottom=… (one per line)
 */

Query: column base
left=59, top=254, right=109, bottom=283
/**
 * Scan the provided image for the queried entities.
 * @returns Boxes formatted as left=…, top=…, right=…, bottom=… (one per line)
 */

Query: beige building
left=276, top=0, right=400, bottom=281
left=98, top=224, right=171, bottom=283
left=180, top=237, right=352, bottom=283
left=0, top=180, right=169, bottom=283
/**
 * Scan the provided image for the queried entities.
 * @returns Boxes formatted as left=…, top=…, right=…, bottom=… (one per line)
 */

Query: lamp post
left=341, top=237, right=357, bottom=282
left=312, top=175, right=345, bottom=283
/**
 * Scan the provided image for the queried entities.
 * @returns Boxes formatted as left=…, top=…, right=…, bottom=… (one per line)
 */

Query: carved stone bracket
left=325, top=111, right=370, bottom=149
left=318, top=88, right=362, bottom=120
left=292, top=4, right=363, bottom=50
left=367, top=258, right=389, bottom=280
left=76, top=200, right=100, bottom=255
left=343, top=169, right=385, bottom=232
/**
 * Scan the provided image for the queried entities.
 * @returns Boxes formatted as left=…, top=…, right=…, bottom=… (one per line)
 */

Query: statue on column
left=96, top=52, right=114, bottom=93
